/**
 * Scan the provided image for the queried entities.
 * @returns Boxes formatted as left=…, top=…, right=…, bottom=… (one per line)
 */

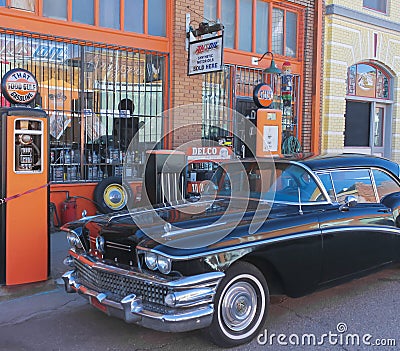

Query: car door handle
left=378, top=208, right=391, bottom=213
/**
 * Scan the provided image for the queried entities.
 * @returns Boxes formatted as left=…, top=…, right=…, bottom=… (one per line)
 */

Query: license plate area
left=90, top=296, right=107, bottom=313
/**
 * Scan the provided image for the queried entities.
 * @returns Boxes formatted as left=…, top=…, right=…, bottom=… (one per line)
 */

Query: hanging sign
left=188, top=35, right=223, bottom=76
left=1, top=68, right=38, bottom=105
left=253, top=83, right=273, bottom=108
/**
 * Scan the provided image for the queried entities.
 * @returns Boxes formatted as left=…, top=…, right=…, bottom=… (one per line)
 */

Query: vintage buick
left=62, top=154, right=400, bottom=347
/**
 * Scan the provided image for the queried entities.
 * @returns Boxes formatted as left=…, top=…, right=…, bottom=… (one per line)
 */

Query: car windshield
left=207, top=161, right=326, bottom=203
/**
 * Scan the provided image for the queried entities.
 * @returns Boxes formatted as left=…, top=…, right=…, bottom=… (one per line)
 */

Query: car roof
left=299, top=153, right=400, bottom=177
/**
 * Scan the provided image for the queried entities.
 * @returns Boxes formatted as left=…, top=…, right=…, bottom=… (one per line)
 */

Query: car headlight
left=144, top=252, right=158, bottom=270
left=66, top=231, right=84, bottom=250
left=157, top=255, right=172, bottom=274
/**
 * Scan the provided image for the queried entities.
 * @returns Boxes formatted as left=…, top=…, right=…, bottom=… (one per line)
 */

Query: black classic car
left=62, top=154, right=400, bottom=347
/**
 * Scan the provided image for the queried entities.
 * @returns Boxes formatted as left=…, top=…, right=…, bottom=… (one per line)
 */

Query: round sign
left=253, top=83, right=273, bottom=108
left=1, top=68, right=38, bottom=105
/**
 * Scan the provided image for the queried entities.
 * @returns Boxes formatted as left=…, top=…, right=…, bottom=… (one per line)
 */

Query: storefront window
left=10, top=0, right=35, bottom=11
left=286, top=11, right=297, bottom=57
left=221, top=0, right=236, bottom=49
left=0, top=28, right=168, bottom=183
left=148, top=0, right=166, bottom=37
left=204, top=0, right=217, bottom=22
left=43, top=0, right=67, bottom=20
left=272, top=8, right=284, bottom=55
left=239, top=0, right=252, bottom=52
left=256, top=0, right=269, bottom=54
left=99, top=0, right=120, bottom=29
left=363, top=0, right=387, bottom=13
left=72, top=0, right=94, bottom=25
left=125, top=0, right=144, bottom=33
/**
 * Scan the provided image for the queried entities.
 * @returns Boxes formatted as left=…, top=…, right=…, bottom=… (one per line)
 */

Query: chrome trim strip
left=68, top=250, right=225, bottom=287
left=137, top=229, right=322, bottom=261
left=320, top=225, right=400, bottom=235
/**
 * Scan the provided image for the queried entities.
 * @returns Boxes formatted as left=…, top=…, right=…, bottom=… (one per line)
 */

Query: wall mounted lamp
left=256, top=51, right=282, bottom=75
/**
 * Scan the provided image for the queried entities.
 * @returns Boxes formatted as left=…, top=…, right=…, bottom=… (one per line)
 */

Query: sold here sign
left=188, top=36, right=223, bottom=76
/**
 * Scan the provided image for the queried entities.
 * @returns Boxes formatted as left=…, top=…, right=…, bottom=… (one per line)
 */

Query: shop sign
left=188, top=36, right=223, bottom=76
left=1, top=68, right=38, bottom=104
left=0, top=38, right=68, bottom=62
left=187, top=146, right=232, bottom=161
left=253, top=83, right=273, bottom=108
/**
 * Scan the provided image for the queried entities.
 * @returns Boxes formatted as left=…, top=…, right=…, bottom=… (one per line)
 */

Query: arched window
left=347, top=63, right=390, bottom=100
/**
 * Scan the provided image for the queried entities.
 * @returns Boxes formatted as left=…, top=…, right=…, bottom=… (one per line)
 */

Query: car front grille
left=73, top=258, right=169, bottom=306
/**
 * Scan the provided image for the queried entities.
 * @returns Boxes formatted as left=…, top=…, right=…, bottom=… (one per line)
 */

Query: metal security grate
left=74, top=258, right=168, bottom=305
left=0, top=27, right=169, bottom=183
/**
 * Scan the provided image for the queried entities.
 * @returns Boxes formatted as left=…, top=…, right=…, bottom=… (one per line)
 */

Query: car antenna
left=297, top=187, right=303, bottom=215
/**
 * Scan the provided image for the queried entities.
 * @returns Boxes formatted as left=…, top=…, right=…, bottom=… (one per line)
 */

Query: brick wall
left=171, top=0, right=205, bottom=148
left=287, top=0, right=321, bottom=152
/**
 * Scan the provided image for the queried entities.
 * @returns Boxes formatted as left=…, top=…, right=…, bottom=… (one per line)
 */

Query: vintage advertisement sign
left=1, top=68, right=38, bottom=104
left=187, top=146, right=232, bottom=161
left=253, top=83, right=274, bottom=108
left=188, top=36, right=223, bottom=76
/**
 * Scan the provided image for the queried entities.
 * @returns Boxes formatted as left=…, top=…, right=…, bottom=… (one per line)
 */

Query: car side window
left=372, top=169, right=400, bottom=201
left=330, top=169, right=376, bottom=204
left=273, top=164, right=324, bottom=203
left=316, top=172, right=336, bottom=202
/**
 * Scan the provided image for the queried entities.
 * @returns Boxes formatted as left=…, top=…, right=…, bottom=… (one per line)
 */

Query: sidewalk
left=0, top=230, right=68, bottom=302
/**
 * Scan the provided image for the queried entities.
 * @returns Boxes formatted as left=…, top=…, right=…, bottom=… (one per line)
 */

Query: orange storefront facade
left=0, top=0, right=323, bottom=219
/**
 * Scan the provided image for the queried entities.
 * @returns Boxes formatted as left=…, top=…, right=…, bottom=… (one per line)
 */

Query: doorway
left=344, top=101, right=388, bottom=157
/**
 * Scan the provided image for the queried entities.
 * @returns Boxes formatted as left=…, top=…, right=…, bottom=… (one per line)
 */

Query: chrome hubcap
left=221, top=281, right=257, bottom=332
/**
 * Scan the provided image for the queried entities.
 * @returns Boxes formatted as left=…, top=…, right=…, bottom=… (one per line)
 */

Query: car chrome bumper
left=62, top=252, right=225, bottom=333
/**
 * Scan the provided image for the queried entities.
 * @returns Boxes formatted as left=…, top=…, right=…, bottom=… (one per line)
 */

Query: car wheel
left=93, top=176, right=133, bottom=213
left=207, top=261, right=269, bottom=347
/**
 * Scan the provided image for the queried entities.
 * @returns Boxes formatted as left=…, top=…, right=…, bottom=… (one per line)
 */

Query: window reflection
left=256, top=0, right=269, bottom=54
left=99, top=0, right=120, bottom=29
left=148, top=0, right=166, bottom=36
left=239, top=0, right=252, bottom=52
left=221, top=0, right=236, bottom=49
left=43, top=0, right=67, bottom=20
left=125, top=0, right=144, bottom=33
left=72, top=0, right=94, bottom=25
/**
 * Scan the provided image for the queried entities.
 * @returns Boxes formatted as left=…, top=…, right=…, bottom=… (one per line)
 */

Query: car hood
left=63, top=197, right=286, bottom=252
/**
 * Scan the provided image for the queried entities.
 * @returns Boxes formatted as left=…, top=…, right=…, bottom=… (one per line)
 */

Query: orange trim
left=144, top=0, right=148, bottom=35
left=0, top=11, right=169, bottom=52
left=311, top=0, right=323, bottom=155
left=94, top=0, right=99, bottom=27
left=224, top=49, right=302, bottom=74
left=38, top=0, right=42, bottom=16
left=120, top=0, right=125, bottom=31
left=67, top=0, right=72, bottom=22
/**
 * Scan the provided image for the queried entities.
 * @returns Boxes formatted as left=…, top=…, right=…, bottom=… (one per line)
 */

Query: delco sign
left=187, top=146, right=232, bottom=161
left=253, top=83, right=274, bottom=108
left=1, top=68, right=38, bottom=105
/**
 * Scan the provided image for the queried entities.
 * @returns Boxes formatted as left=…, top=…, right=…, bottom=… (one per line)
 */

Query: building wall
left=171, top=0, right=204, bottom=148
left=323, top=1, right=400, bottom=158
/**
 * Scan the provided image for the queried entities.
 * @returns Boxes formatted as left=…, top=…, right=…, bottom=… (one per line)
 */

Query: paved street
left=0, top=231, right=399, bottom=351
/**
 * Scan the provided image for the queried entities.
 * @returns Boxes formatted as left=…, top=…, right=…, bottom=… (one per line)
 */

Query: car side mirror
left=339, top=195, right=358, bottom=211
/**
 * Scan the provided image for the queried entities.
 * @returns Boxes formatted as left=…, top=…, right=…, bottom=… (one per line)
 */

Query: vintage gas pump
left=0, top=68, right=49, bottom=285
left=253, top=83, right=282, bottom=156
